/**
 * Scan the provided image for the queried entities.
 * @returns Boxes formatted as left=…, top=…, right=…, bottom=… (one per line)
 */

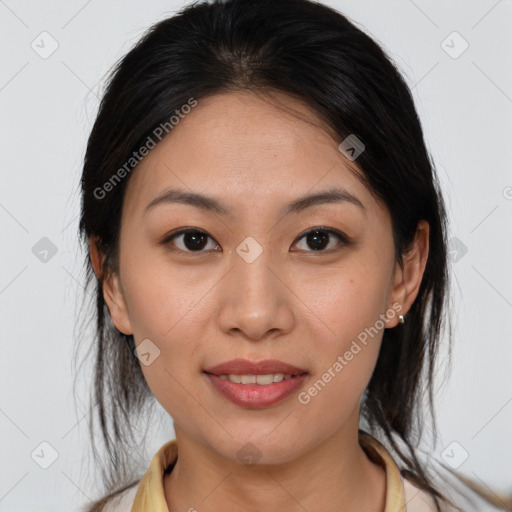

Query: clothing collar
left=131, top=430, right=406, bottom=511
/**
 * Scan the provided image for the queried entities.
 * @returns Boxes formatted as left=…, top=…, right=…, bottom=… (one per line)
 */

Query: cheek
left=293, top=263, right=389, bottom=406
left=297, top=259, right=390, bottom=346
left=120, top=244, right=216, bottom=340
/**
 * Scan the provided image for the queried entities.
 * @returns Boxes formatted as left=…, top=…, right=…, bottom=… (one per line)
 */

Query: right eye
left=162, top=228, right=221, bottom=253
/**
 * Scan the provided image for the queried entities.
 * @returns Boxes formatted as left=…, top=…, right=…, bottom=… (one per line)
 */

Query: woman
left=75, top=0, right=507, bottom=510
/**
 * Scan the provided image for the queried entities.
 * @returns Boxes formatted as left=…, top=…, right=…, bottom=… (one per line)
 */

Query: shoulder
left=101, top=483, right=139, bottom=512
left=403, top=476, right=463, bottom=512
left=403, top=476, right=439, bottom=512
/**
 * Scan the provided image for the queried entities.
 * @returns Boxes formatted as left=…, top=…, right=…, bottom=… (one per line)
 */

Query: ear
left=386, top=220, right=430, bottom=328
left=89, top=237, right=134, bottom=335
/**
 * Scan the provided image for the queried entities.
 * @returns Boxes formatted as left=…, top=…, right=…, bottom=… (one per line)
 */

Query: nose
left=216, top=247, right=295, bottom=342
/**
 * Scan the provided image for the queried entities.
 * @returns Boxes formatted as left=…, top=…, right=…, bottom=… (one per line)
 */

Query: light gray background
left=1, top=0, right=511, bottom=510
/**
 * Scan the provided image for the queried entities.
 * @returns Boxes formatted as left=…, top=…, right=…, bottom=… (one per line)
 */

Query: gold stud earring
left=398, top=314, right=405, bottom=324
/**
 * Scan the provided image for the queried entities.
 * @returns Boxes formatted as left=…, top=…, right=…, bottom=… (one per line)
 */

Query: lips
left=205, top=372, right=308, bottom=409
left=203, top=358, right=308, bottom=376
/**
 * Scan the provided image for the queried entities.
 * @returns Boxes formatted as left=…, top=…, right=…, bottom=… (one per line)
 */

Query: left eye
left=292, top=227, right=348, bottom=252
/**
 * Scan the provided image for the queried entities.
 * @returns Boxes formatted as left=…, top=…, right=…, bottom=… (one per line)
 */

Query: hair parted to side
left=74, top=1, right=494, bottom=511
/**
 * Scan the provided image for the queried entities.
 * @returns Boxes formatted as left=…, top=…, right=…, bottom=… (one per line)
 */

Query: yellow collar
left=132, top=430, right=406, bottom=511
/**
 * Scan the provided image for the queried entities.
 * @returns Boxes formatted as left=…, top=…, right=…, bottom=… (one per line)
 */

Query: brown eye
left=163, top=228, right=220, bottom=253
left=292, top=227, right=348, bottom=252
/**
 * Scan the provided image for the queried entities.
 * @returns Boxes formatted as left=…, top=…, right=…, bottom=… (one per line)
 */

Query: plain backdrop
left=0, top=0, right=511, bottom=510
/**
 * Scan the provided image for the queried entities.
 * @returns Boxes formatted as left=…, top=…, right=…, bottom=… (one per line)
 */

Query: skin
left=90, top=90, right=429, bottom=512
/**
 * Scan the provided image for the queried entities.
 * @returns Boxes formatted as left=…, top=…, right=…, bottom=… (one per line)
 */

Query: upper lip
left=204, top=358, right=308, bottom=376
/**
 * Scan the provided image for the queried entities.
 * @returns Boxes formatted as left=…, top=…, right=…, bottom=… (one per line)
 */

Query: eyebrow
left=144, top=186, right=366, bottom=216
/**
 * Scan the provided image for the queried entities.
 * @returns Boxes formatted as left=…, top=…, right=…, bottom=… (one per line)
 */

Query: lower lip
left=204, top=373, right=308, bottom=409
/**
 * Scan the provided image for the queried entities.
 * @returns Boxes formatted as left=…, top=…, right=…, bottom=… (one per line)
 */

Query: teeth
left=217, top=373, right=294, bottom=384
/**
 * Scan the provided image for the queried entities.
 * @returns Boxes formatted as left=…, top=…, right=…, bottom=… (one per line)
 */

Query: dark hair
left=76, top=0, right=472, bottom=510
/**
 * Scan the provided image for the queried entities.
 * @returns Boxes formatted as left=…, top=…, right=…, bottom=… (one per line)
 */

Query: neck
left=163, top=420, right=386, bottom=512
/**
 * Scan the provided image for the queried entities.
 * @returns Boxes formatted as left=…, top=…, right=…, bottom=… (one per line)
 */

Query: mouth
left=203, top=359, right=309, bottom=409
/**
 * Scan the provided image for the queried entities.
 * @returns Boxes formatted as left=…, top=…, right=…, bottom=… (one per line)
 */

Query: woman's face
left=100, top=90, right=426, bottom=464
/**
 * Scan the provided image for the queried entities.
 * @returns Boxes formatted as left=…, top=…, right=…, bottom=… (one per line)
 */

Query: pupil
left=184, top=231, right=207, bottom=250
left=307, top=230, right=328, bottom=250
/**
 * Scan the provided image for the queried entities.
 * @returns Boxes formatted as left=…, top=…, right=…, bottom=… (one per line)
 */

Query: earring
left=398, top=314, right=405, bottom=324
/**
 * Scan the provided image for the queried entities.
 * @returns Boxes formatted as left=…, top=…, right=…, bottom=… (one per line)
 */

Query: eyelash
left=161, top=226, right=350, bottom=254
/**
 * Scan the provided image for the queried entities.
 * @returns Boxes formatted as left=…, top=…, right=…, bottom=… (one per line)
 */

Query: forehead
left=122, top=90, right=378, bottom=218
